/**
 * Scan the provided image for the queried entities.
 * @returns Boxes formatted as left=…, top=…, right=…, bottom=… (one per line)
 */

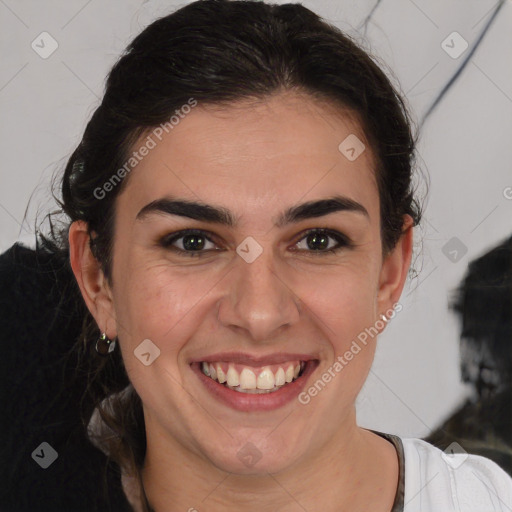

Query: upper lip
left=190, top=351, right=318, bottom=367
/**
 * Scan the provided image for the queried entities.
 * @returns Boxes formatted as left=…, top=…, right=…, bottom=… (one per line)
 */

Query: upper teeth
left=202, top=361, right=304, bottom=390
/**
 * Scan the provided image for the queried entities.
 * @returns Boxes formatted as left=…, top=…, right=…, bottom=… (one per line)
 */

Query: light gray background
left=1, top=0, right=511, bottom=439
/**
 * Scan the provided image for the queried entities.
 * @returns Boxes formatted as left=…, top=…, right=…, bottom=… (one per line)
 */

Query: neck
left=139, top=409, right=398, bottom=512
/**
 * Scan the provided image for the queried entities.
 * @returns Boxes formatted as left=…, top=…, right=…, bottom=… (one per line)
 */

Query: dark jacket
left=424, top=388, right=512, bottom=476
left=0, top=242, right=132, bottom=512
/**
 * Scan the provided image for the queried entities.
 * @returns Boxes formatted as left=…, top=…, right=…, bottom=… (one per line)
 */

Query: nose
left=216, top=247, right=301, bottom=343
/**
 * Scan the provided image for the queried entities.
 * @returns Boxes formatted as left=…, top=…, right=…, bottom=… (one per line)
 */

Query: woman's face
left=72, top=91, right=412, bottom=474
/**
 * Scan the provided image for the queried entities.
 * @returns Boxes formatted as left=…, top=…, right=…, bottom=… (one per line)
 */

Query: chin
left=202, top=435, right=304, bottom=475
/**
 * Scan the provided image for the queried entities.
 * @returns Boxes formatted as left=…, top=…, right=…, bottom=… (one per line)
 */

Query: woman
left=36, top=0, right=512, bottom=510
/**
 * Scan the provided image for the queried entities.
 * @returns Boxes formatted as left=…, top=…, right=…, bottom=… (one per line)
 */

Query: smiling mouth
left=201, top=360, right=307, bottom=394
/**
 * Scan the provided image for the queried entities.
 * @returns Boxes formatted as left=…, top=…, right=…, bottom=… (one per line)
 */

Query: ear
left=376, top=215, right=414, bottom=318
left=68, top=220, right=117, bottom=339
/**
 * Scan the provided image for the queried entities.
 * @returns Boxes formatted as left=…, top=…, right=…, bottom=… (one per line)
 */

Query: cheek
left=302, top=270, right=380, bottom=400
left=112, top=259, right=231, bottom=363
left=112, top=263, right=194, bottom=350
left=112, top=266, right=203, bottom=407
left=297, top=261, right=380, bottom=341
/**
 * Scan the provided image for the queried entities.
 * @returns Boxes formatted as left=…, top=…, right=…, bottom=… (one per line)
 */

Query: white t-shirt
left=401, top=437, right=512, bottom=511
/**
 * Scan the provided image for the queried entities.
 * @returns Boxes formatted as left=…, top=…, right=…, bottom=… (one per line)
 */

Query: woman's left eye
left=292, top=228, right=351, bottom=255
left=159, top=228, right=351, bottom=257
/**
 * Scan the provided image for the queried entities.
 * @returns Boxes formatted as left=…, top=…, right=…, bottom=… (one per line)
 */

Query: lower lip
left=191, top=361, right=318, bottom=412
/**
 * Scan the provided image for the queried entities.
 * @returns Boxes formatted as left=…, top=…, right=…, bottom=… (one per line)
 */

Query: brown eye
left=292, top=229, right=351, bottom=255
left=159, top=229, right=220, bottom=257
left=159, top=227, right=351, bottom=258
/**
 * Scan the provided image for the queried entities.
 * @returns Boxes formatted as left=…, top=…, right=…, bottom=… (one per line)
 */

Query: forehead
left=116, top=91, right=379, bottom=228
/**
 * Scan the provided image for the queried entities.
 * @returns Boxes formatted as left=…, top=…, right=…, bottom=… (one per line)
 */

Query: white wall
left=1, top=0, right=511, bottom=438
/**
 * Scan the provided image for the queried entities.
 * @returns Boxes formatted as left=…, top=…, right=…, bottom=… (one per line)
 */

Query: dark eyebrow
left=135, top=195, right=369, bottom=227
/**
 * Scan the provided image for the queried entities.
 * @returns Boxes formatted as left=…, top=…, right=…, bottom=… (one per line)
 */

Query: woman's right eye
left=159, top=229, right=221, bottom=257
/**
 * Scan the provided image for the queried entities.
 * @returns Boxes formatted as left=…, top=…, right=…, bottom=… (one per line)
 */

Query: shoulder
left=0, top=241, right=64, bottom=296
left=400, top=437, right=512, bottom=511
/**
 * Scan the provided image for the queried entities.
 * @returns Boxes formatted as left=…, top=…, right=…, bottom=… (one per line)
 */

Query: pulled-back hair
left=38, top=1, right=422, bottom=509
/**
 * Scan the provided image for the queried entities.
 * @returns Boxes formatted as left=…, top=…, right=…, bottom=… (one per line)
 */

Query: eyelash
left=158, top=228, right=352, bottom=258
